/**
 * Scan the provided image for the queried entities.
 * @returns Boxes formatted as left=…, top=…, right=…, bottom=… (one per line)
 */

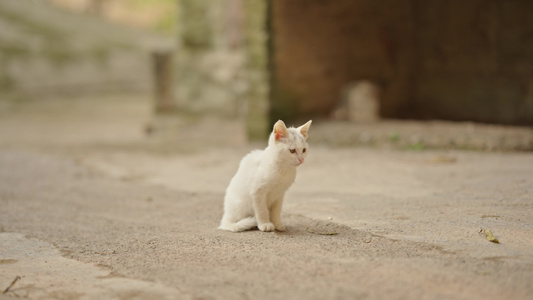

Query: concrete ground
left=0, top=95, right=532, bottom=300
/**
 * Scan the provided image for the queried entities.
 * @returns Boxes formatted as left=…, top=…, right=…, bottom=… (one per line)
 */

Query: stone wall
left=175, top=0, right=269, bottom=140
left=0, top=0, right=167, bottom=100
left=175, top=0, right=245, bottom=116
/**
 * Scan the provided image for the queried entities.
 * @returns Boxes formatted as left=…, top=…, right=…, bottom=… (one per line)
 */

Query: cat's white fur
left=219, top=120, right=312, bottom=232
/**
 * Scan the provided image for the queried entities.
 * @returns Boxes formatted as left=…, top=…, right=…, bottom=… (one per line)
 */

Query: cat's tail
left=218, top=217, right=257, bottom=232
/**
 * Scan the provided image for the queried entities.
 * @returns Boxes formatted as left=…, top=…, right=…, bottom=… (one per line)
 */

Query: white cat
left=219, top=120, right=312, bottom=232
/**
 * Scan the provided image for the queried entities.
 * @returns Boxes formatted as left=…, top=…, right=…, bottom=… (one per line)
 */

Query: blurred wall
left=0, top=0, right=167, bottom=100
left=270, top=0, right=533, bottom=125
left=270, top=0, right=414, bottom=122
left=175, top=0, right=269, bottom=140
left=413, top=0, right=533, bottom=125
left=47, top=0, right=176, bottom=34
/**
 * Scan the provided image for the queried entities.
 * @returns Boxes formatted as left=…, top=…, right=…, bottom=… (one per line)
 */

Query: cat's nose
left=298, top=158, right=304, bottom=163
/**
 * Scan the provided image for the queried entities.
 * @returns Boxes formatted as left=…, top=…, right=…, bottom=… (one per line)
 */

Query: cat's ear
left=297, top=120, right=312, bottom=139
left=273, top=120, right=289, bottom=141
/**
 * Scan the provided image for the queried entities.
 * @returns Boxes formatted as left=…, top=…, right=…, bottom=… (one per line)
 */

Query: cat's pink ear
left=273, top=120, right=289, bottom=141
left=298, top=120, right=312, bottom=139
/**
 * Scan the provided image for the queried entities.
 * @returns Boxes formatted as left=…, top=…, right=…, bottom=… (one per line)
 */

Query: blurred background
left=0, top=0, right=174, bottom=99
left=0, top=0, right=532, bottom=150
left=2, top=2, right=533, bottom=298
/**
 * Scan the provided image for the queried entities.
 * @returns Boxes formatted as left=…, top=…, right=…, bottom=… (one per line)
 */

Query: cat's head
left=268, top=120, right=312, bottom=166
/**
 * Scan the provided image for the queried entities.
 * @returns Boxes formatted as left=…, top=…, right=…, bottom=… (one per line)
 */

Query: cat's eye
left=289, top=149, right=296, bottom=154
left=303, top=148, right=306, bottom=153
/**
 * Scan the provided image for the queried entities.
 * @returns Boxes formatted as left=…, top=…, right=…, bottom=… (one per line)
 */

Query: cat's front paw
left=274, top=223, right=286, bottom=232
left=258, top=222, right=275, bottom=232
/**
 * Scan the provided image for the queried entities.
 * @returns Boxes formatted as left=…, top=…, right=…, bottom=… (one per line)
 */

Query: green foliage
left=130, top=0, right=176, bottom=35
left=388, top=133, right=400, bottom=142
left=408, top=142, right=425, bottom=151
left=179, top=0, right=212, bottom=50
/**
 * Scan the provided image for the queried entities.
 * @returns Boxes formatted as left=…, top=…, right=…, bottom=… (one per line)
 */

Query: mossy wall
left=175, top=0, right=270, bottom=140
left=175, top=0, right=245, bottom=116
left=243, top=0, right=270, bottom=140
left=0, top=0, right=158, bottom=101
